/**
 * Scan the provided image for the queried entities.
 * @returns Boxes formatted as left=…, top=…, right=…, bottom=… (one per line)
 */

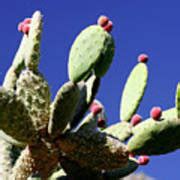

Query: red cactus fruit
left=97, top=15, right=109, bottom=27
left=18, top=22, right=24, bottom=32
left=97, top=118, right=106, bottom=128
left=90, top=100, right=100, bottom=107
left=90, top=104, right=103, bottom=116
left=150, top=106, right=162, bottom=120
left=103, top=20, right=113, bottom=32
left=131, top=114, right=142, bottom=126
left=97, top=15, right=113, bottom=32
left=18, top=17, right=32, bottom=35
left=22, top=24, right=30, bottom=35
left=89, top=100, right=103, bottom=115
left=138, top=53, right=149, bottom=63
left=23, top=18, right=31, bottom=24
left=138, top=155, right=150, bottom=165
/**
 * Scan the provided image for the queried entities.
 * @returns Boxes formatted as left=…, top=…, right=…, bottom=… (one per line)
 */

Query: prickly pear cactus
left=68, top=25, right=114, bottom=82
left=0, top=11, right=179, bottom=180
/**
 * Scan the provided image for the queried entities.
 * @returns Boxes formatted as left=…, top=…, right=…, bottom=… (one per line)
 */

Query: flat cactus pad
left=120, top=63, right=148, bottom=122
left=68, top=25, right=114, bottom=82
left=48, top=81, right=80, bottom=136
left=127, top=108, right=180, bottom=155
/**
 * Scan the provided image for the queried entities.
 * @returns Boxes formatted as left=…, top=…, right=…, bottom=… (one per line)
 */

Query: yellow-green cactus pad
left=25, top=11, right=42, bottom=71
left=128, top=108, right=180, bottom=155
left=16, top=70, right=51, bottom=131
left=104, top=158, right=138, bottom=179
left=176, top=83, right=180, bottom=118
left=68, top=25, right=114, bottom=82
left=48, top=81, right=80, bottom=137
left=161, top=108, right=176, bottom=119
left=120, top=63, right=148, bottom=122
left=0, top=87, right=37, bottom=143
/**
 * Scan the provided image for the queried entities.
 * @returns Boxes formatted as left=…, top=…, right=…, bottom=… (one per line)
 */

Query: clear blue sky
left=0, top=1, right=180, bottom=179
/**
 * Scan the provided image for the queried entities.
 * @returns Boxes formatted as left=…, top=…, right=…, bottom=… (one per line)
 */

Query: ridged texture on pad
left=104, top=158, right=138, bottom=179
left=68, top=25, right=114, bottom=82
left=25, top=11, right=42, bottom=71
left=0, top=138, right=13, bottom=178
left=58, top=130, right=128, bottom=171
left=71, top=75, right=100, bottom=128
left=176, top=83, right=180, bottom=118
left=0, top=87, right=37, bottom=143
left=16, top=70, right=50, bottom=131
left=120, top=63, right=148, bottom=122
left=128, top=108, right=180, bottom=155
left=103, top=122, right=132, bottom=142
left=48, top=81, right=80, bottom=137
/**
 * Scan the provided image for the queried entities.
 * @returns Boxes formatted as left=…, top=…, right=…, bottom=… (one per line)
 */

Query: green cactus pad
left=68, top=25, right=114, bottom=82
left=3, top=11, right=42, bottom=90
left=0, top=87, right=37, bottom=143
left=58, top=130, right=128, bottom=171
left=16, top=70, right=50, bottom=131
left=120, top=63, right=148, bottom=122
left=128, top=108, right=180, bottom=155
left=176, top=83, right=180, bottom=118
left=71, top=75, right=100, bottom=128
left=104, top=158, right=138, bottom=179
left=25, top=11, right=42, bottom=71
left=103, top=122, right=132, bottom=142
left=48, top=81, right=80, bottom=137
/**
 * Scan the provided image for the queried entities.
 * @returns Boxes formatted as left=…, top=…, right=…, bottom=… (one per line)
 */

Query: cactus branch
left=57, top=130, right=128, bottom=171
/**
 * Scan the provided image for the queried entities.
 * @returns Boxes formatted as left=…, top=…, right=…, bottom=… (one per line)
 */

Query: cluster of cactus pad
left=0, top=11, right=179, bottom=180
